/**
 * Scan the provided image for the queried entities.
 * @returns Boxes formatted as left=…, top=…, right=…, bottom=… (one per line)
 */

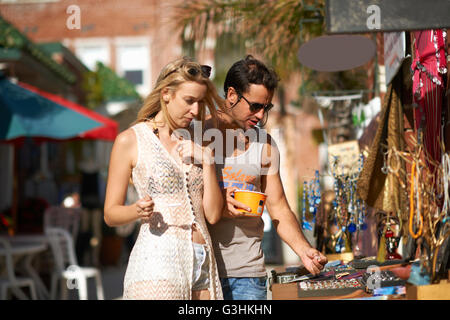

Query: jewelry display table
left=270, top=263, right=409, bottom=300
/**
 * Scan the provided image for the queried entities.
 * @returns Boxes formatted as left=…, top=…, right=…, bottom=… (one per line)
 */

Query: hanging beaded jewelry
left=302, top=181, right=312, bottom=230
left=409, top=159, right=423, bottom=239
left=305, top=153, right=368, bottom=253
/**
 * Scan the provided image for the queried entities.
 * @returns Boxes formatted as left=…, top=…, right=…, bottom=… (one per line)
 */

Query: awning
left=0, top=76, right=118, bottom=143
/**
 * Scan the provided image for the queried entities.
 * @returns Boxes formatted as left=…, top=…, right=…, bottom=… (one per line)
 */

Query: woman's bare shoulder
left=109, top=127, right=139, bottom=167
left=113, top=127, right=137, bottom=150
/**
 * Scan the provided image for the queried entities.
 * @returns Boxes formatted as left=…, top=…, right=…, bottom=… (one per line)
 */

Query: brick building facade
left=0, top=0, right=215, bottom=97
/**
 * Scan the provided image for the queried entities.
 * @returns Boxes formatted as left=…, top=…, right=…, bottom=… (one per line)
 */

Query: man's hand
left=299, top=247, right=328, bottom=275
left=223, top=187, right=251, bottom=218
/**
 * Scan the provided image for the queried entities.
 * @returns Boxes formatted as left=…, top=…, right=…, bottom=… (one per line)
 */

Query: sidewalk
left=99, top=265, right=127, bottom=300
left=69, top=242, right=284, bottom=300
left=71, top=264, right=283, bottom=300
left=65, top=244, right=129, bottom=300
left=63, top=264, right=126, bottom=300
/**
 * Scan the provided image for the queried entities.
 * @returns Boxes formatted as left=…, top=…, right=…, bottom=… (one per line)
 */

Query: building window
left=123, top=70, right=143, bottom=86
left=0, top=0, right=60, bottom=3
left=116, top=43, right=150, bottom=97
left=75, top=44, right=110, bottom=71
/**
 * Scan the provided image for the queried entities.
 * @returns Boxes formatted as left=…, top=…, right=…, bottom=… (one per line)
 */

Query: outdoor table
left=0, top=235, right=49, bottom=299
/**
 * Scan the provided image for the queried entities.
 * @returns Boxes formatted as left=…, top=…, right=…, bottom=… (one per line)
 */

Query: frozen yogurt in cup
left=233, top=190, right=267, bottom=217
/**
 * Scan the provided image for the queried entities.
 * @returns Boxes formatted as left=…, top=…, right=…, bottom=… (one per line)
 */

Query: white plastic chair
left=43, top=206, right=81, bottom=244
left=44, top=227, right=104, bottom=300
left=0, top=238, right=38, bottom=300
left=42, top=206, right=81, bottom=276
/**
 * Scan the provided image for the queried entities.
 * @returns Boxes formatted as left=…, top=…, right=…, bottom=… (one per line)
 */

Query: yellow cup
left=234, top=190, right=267, bottom=217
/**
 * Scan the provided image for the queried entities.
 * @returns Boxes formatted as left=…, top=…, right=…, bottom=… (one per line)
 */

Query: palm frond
left=171, top=0, right=326, bottom=77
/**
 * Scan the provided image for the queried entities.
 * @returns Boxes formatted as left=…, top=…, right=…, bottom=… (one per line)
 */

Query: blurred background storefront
left=0, top=0, right=391, bottom=269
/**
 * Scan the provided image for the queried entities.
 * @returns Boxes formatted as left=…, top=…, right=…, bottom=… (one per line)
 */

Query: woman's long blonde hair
left=134, top=56, right=222, bottom=130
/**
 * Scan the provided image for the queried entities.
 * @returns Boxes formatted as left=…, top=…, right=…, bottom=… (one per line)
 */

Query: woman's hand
left=135, top=195, right=155, bottom=218
left=176, top=140, right=213, bottom=165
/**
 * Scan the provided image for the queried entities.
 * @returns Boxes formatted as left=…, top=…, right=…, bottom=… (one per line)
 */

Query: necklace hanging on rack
left=328, top=153, right=369, bottom=253
left=314, top=170, right=321, bottom=207
left=302, top=181, right=313, bottom=230
left=301, top=170, right=323, bottom=231
left=347, top=178, right=357, bottom=233
left=442, top=153, right=450, bottom=223
left=308, top=180, right=315, bottom=215
left=409, top=159, right=423, bottom=239
left=357, top=199, right=368, bottom=231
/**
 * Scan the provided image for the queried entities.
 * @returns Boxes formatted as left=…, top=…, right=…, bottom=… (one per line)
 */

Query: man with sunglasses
left=206, top=55, right=327, bottom=300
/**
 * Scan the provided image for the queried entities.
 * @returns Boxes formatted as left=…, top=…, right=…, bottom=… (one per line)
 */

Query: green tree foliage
left=82, top=62, right=141, bottom=109
left=173, top=0, right=374, bottom=112
left=174, top=0, right=325, bottom=79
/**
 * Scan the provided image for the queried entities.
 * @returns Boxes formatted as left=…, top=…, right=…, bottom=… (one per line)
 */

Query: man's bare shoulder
left=260, top=130, right=280, bottom=173
left=257, top=129, right=278, bottom=148
left=204, top=117, right=218, bottom=130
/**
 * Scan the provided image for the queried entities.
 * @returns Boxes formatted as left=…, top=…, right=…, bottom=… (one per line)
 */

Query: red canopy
left=19, top=82, right=118, bottom=142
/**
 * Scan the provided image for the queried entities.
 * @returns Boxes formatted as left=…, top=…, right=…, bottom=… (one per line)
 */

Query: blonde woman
left=104, top=57, right=224, bottom=300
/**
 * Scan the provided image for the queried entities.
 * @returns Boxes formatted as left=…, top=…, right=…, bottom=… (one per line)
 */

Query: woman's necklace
left=151, top=119, right=159, bottom=137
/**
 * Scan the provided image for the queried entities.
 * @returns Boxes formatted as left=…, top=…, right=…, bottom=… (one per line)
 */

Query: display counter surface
left=269, top=263, right=409, bottom=300
left=271, top=282, right=371, bottom=300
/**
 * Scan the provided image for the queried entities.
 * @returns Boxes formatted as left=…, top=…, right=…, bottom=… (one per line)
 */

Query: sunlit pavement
left=63, top=254, right=282, bottom=300
left=61, top=264, right=127, bottom=300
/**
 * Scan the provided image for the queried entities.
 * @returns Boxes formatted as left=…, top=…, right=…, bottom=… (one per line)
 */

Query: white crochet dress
left=122, top=122, right=223, bottom=300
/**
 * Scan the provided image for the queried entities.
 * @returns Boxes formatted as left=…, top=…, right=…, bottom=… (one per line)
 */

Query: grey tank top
left=207, top=128, right=267, bottom=278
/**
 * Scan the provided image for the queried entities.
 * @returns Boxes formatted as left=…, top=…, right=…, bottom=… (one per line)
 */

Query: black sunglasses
left=165, top=64, right=211, bottom=79
left=239, top=95, right=274, bottom=113
left=189, top=65, right=212, bottom=78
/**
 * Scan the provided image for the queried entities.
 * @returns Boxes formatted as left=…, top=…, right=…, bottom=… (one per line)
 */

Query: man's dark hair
left=223, top=55, right=279, bottom=97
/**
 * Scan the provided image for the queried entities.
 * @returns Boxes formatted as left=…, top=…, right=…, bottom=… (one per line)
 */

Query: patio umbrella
left=0, top=76, right=118, bottom=142
left=0, top=75, right=119, bottom=234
